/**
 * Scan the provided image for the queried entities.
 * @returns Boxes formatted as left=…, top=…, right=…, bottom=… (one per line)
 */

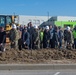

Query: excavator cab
left=0, top=16, right=6, bottom=28
left=0, top=15, right=18, bottom=31
left=0, top=15, right=12, bottom=31
left=0, top=15, right=19, bottom=43
left=6, top=16, right=12, bottom=31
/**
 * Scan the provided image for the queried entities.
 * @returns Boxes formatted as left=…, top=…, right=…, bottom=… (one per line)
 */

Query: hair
left=58, top=26, right=61, bottom=30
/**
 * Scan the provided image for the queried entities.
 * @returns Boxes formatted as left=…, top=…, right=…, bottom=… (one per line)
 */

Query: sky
left=0, top=0, right=76, bottom=16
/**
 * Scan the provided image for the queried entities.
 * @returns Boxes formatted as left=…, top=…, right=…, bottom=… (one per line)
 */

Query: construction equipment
left=0, top=15, right=19, bottom=30
left=0, top=15, right=19, bottom=43
left=0, top=15, right=18, bottom=31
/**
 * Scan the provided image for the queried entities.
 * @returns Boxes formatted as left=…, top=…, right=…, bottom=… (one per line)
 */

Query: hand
left=1, top=43, right=3, bottom=45
left=0, top=43, right=3, bottom=46
left=34, top=42, right=36, bottom=44
left=24, top=42, right=26, bottom=44
left=47, top=40, right=49, bottom=43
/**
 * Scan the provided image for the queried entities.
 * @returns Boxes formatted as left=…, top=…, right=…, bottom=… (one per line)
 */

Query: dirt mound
left=0, top=48, right=76, bottom=64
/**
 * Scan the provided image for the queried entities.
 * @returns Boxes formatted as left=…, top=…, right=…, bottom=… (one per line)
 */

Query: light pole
left=47, top=12, right=50, bottom=25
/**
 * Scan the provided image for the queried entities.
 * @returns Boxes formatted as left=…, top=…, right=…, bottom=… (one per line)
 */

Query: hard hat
left=45, top=26, right=49, bottom=30
left=66, top=26, right=70, bottom=30
left=12, top=24, right=17, bottom=29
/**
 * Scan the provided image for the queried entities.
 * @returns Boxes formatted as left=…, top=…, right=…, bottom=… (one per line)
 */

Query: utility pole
left=47, top=12, right=50, bottom=25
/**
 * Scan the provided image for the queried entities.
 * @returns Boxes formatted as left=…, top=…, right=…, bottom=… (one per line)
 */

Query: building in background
left=0, top=14, right=76, bottom=28
left=18, top=15, right=49, bottom=26
left=40, top=16, right=76, bottom=28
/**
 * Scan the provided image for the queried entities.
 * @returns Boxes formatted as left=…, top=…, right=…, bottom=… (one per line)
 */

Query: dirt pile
left=0, top=48, right=76, bottom=64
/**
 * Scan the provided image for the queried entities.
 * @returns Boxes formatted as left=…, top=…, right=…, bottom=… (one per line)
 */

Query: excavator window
left=6, top=16, right=12, bottom=24
left=0, top=16, right=5, bottom=27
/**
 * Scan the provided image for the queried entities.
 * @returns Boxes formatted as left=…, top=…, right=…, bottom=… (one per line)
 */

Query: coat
left=23, top=32, right=30, bottom=45
left=0, top=31, right=6, bottom=43
left=64, top=30, right=72, bottom=43
left=9, top=29, right=21, bottom=42
left=43, top=30, right=50, bottom=48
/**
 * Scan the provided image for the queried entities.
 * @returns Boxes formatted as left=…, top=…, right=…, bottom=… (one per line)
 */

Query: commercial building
left=0, top=14, right=76, bottom=28
left=40, top=16, right=76, bottom=28
left=18, top=15, right=49, bottom=26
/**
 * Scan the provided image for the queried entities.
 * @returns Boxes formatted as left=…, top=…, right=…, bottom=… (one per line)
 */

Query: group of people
left=0, top=22, right=76, bottom=52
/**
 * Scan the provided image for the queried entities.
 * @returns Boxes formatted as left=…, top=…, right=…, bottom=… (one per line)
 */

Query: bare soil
left=0, top=47, right=76, bottom=64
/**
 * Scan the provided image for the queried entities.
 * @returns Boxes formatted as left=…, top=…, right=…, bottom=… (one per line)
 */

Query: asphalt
left=0, top=64, right=76, bottom=70
left=0, top=70, right=76, bottom=75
